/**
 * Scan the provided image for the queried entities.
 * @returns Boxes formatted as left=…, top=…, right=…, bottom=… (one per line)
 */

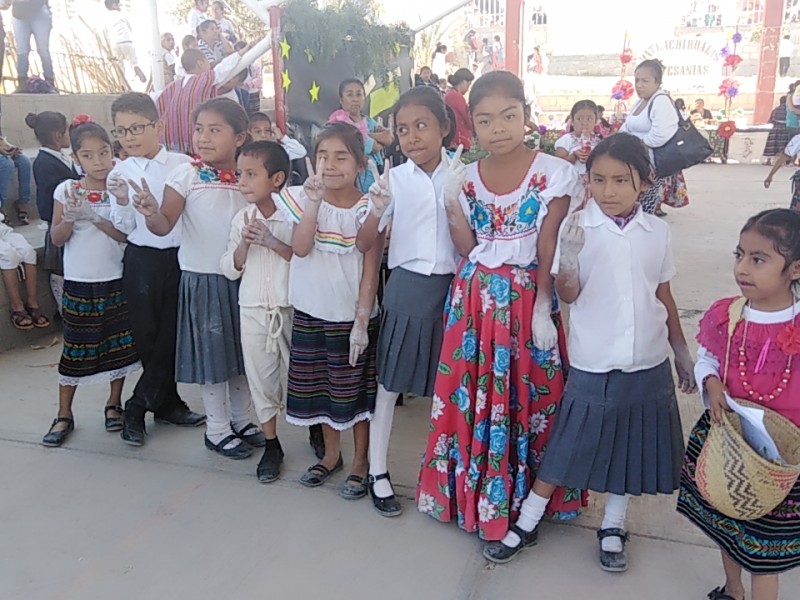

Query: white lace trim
left=286, top=409, right=373, bottom=432
left=58, top=361, right=142, bottom=387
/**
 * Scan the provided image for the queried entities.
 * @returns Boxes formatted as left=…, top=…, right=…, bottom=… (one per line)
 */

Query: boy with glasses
left=106, top=92, right=206, bottom=447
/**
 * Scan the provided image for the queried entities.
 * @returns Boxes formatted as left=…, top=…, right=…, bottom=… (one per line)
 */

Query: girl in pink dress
left=415, top=71, right=587, bottom=541
left=678, top=208, right=800, bottom=600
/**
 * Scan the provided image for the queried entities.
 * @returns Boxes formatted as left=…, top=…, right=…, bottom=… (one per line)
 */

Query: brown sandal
left=25, top=305, right=50, bottom=328
left=16, top=203, right=30, bottom=226
left=10, top=309, right=33, bottom=330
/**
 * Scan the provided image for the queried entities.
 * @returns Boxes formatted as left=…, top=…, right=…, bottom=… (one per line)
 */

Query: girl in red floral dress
left=416, top=72, right=588, bottom=541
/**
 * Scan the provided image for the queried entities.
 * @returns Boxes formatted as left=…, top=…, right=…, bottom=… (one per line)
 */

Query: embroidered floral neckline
left=192, top=160, right=239, bottom=185
left=71, top=181, right=109, bottom=204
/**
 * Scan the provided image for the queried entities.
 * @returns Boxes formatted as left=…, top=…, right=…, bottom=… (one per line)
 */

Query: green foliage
left=281, top=0, right=412, bottom=80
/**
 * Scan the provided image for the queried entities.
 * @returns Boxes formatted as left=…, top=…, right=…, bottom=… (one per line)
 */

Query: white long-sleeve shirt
left=620, top=93, right=679, bottom=161
left=279, top=136, right=307, bottom=161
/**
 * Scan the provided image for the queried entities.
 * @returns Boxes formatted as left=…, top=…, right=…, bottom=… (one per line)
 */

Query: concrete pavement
left=2, top=163, right=799, bottom=599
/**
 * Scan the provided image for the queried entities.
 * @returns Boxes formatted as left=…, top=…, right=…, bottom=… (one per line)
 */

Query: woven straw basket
left=696, top=398, right=800, bottom=520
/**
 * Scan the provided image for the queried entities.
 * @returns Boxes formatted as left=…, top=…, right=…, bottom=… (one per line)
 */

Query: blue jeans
left=12, top=6, right=54, bottom=82
left=0, top=154, right=32, bottom=210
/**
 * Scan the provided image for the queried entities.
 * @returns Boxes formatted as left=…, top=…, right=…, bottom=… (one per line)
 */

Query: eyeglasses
left=111, top=122, right=157, bottom=138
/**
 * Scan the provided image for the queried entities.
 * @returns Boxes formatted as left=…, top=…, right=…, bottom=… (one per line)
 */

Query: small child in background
left=1, top=214, right=49, bottom=329
left=112, top=141, right=128, bottom=161
left=161, top=32, right=177, bottom=83
left=221, top=142, right=293, bottom=483
left=764, top=131, right=800, bottom=211
left=104, top=0, right=147, bottom=83
left=555, top=100, right=601, bottom=178
left=43, top=118, right=139, bottom=448
left=248, top=112, right=307, bottom=161
left=26, top=111, right=80, bottom=316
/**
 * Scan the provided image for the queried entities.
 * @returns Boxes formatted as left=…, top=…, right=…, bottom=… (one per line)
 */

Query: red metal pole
left=269, top=5, right=287, bottom=131
left=505, top=0, right=524, bottom=77
left=754, top=0, right=784, bottom=124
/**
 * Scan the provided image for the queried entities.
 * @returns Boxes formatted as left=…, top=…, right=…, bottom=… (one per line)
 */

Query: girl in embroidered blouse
left=678, top=209, right=800, bottom=600
left=43, top=119, right=139, bottom=448
left=275, top=122, right=382, bottom=499
left=416, top=71, right=586, bottom=541
left=134, top=98, right=263, bottom=461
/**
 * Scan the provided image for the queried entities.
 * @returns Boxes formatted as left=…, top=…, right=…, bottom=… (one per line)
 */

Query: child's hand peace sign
left=367, top=158, right=392, bottom=218
left=240, top=208, right=255, bottom=247
left=303, top=157, right=326, bottom=204
left=130, top=178, right=159, bottom=217
left=441, top=145, right=466, bottom=206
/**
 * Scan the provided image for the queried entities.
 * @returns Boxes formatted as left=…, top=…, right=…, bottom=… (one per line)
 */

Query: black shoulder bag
left=648, top=93, right=713, bottom=178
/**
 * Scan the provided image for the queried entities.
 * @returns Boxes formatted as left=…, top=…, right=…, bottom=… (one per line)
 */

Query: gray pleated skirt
left=175, top=271, right=245, bottom=385
left=377, top=268, right=453, bottom=397
left=537, top=359, right=684, bottom=496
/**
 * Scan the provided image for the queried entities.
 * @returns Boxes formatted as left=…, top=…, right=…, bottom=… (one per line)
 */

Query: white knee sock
left=201, top=383, right=236, bottom=448
left=501, top=492, right=549, bottom=547
left=227, top=374, right=253, bottom=432
left=368, top=385, right=399, bottom=498
left=600, top=494, right=630, bottom=552
left=50, top=274, right=63, bottom=316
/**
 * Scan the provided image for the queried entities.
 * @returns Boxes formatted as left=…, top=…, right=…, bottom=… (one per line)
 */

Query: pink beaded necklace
left=737, top=317, right=793, bottom=403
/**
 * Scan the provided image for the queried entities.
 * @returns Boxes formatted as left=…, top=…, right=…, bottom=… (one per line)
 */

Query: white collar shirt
left=108, top=147, right=191, bottom=249
left=39, top=147, right=75, bottom=170
left=376, top=159, right=460, bottom=276
left=552, top=199, right=677, bottom=373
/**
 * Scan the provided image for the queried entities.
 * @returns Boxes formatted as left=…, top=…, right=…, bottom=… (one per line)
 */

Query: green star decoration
left=280, top=38, right=291, bottom=59
left=309, top=81, right=320, bottom=102
left=281, top=69, right=292, bottom=91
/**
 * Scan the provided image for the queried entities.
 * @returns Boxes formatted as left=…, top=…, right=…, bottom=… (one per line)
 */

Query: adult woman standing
left=620, top=59, right=690, bottom=216
left=444, top=68, right=475, bottom=150
left=11, top=0, right=55, bottom=88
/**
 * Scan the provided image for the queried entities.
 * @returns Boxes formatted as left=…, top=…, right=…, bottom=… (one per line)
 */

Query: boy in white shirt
left=104, top=0, right=146, bottom=83
left=107, top=92, right=205, bottom=447
left=220, top=141, right=294, bottom=483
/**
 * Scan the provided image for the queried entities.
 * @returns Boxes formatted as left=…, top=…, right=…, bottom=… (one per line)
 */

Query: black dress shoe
left=42, top=417, right=74, bottom=447
left=155, top=404, right=206, bottom=427
left=232, top=422, right=266, bottom=447
left=597, top=528, right=629, bottom=572
left=483, top=525, right=539, bottom=564
left=104, top=405, right=124, bottom=433
left=257, top=438, right=284, bottom=483
left=308, top=424, right=325, bottom=460
left=120, top=410, right=146, bottom=447
left=368, top=473, right=402, bottom=517
left=205, top=434, right=253, bottom=460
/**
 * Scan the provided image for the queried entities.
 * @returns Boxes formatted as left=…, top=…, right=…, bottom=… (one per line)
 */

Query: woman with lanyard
left=620, top=59, right=690, bottom=216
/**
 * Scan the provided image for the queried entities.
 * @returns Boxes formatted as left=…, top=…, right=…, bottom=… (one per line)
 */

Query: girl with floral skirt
left=42, top=119, right=140, bottom=447
left=416, top=71, right=587, bottom=541
left=678, top=209, right=800, bottom=600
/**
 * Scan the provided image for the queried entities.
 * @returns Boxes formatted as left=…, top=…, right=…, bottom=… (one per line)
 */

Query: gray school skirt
left=377, top=267, right=453, bottom=397
left=537, top=359, right=685, bottom=496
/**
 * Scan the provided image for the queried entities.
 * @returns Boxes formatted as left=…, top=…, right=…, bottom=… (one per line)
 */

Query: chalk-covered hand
left=558, top=212, right=585, bottom=272
left=107, top=172, right=130, bottom=204
left=303, top=157, right=326, bottom=204
left=367, top=158, right=392, bottom=218
left=130, top=178, right=159, bottom=217
left=245, top=217, right=281, bottom=249
left=348, top=306, right=371, bottom=368
left=532, top=296, right=557, bottom=350
left=441, top=145, right=466, bottom=207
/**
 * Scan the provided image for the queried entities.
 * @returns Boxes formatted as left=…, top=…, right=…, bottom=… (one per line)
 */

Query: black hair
left=392, top=86, right=451, bottom=144
left=239, top=141, right=291, bottom=190
left=448, top=68, right=474, bottom=88
left=597, top=105, right=605, bottom=113
left=314, top=122, right=366, bottom=167
left=104, top=0, right=119, bottom=8
left=420, top=65, right=432, bottom=74
left=25, top=111, right=68, bottom=145
left=193, top=97, right=249, bottom=135
left=212, top=0, right=224, bottom=9
left=586, top=132, right=653, bottom=189
left=493, top=35, right=500, bottom=41
left=111, top=92, right=159, bottom=122
left=675, top=98, right=686, bottom=111
left=234, top=40, right=247, bottom=51
left=69, top=122, right=113, bottom=154
left=468, top=71, right=527, bottom=115
left=443, top=104, right=457, bottom=148
left=695, top=98, right=705, bottom=104
left=780, top=95, right=788, bottom=105
left=182, top=34, right=196, bottom=49
left=338, top=78, right=365, bottom=98
left=741, top=209, right=800, bottom=292
left=249, top=111, right=272, bottom=126
left=181, top=48, right=207, bottom=72
left=570, top=99, right=598, bottom=119
left=635, top=59, right=665, bottom=84
left=198, top=20, right=218, bottom=35
left=112, top=140, right=124, bottom=158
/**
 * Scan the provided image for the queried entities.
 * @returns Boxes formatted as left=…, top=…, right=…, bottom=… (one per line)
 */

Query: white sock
left=501, top=492, right=549, bottom=547
left=600, top=494, right=629, bottom=553
left=50, top=274, right=64, bottom=316
left=201, top=383, right=238, bottom=449
left=368, top=385, right=398, bottom=498
left=227, top=374, right=253, bottom=432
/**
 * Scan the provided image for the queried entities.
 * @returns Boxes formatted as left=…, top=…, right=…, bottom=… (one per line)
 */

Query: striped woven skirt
left=677, top=411, right=800, bottom=574
left=58, top=279, right=140, bottom=386
left=286, top=310, right=379, bottom=431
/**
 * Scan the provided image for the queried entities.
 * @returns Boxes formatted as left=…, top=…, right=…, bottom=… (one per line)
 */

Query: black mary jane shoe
left=707, top=586, right=743, bottom=600
left=308, top=424, right=325, bottom=460
left=597, top=528, right=629, bottom=573
left=299, top=454, right=343, bottom=488
left=257, top=439, right=285, bottom=484
left=104, top=405, right=124, bottom=433
left=232, top=421, right=266, bottom=447
left=483, top=525, right=539, bottom=564
left=204, top=434, right=253, bottom=460
left=341, top=474, right=368, bottom=500
left=154, top=403, right=206, bottom=427
left=42, top=417, right=75, bottom=447
left=367, top=473, right=402, bottom=517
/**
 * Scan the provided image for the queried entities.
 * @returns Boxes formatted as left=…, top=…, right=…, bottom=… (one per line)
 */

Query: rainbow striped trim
left=276, top=188, right=303, bottom=223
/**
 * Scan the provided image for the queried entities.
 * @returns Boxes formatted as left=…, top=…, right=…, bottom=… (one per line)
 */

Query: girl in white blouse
left=135, top=98, right=262, bottom=460
left=275, top=122, right=382, bottom=499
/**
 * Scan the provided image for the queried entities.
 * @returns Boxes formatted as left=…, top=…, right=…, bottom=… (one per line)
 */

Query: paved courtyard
left=1, top=163, right=799, bottom=599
